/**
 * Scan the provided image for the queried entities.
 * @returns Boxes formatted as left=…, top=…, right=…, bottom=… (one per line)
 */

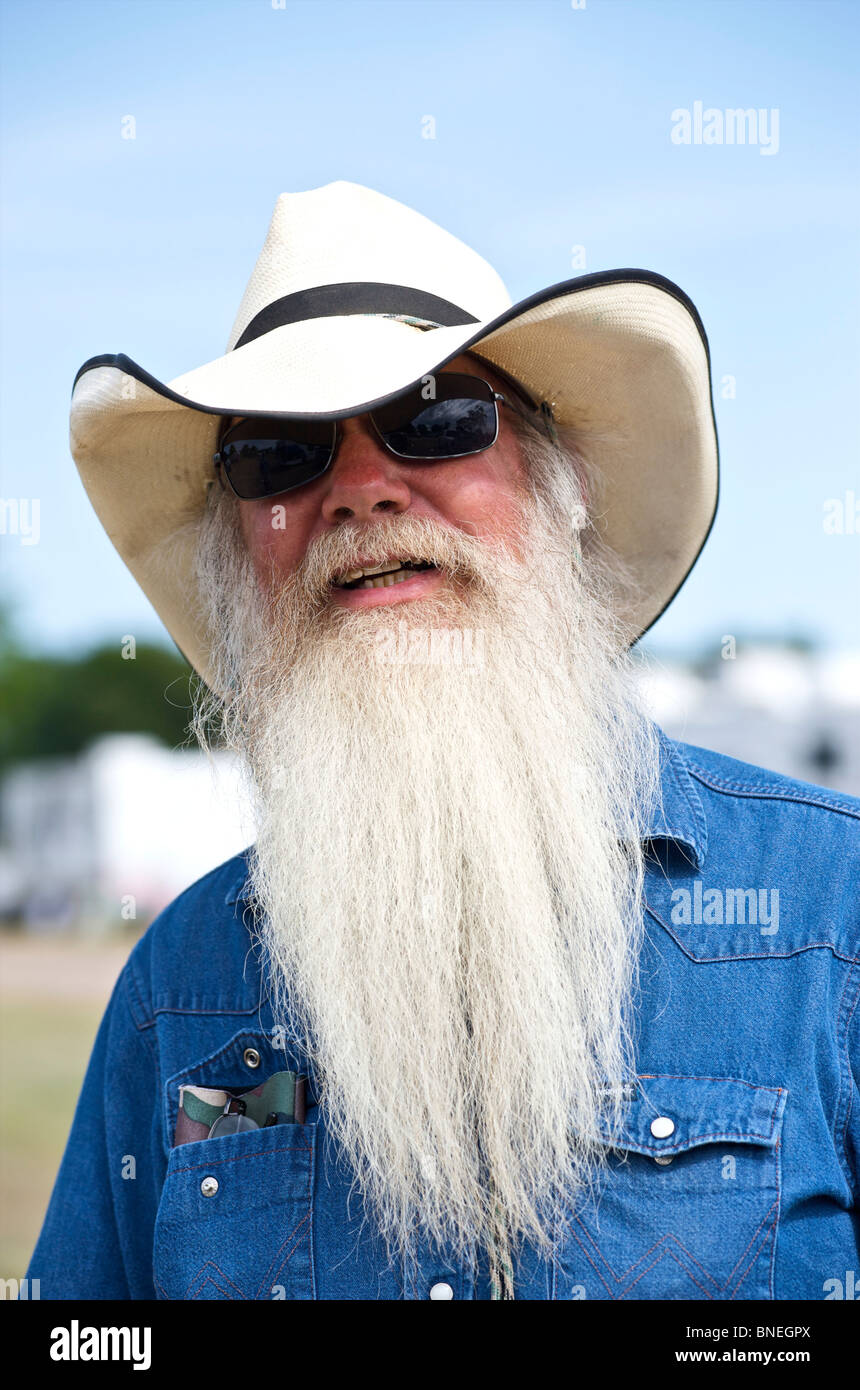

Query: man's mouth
left=332, top=560, right=438, bottom=591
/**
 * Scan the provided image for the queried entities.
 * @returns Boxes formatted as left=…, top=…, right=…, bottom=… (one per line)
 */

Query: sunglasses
left=213, top=372, right=544, bottom=502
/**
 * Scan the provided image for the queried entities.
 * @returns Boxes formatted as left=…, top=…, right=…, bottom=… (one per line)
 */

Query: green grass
left=0, top=1001, right=103, bottom=1278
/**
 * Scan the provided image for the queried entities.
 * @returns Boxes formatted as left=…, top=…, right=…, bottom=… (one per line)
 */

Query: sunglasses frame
left=213, top=372, right=551, bottom=502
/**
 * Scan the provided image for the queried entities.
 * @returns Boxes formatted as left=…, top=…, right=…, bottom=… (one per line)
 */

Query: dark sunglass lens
left=375, top=376, right=497, bottom=460
left=220, top=425, right=333, bottom=499
left=380, top=398, right=497, bottom=458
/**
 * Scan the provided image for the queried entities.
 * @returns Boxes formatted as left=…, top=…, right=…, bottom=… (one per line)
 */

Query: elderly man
left=28, top=183, right=859, bottom=1301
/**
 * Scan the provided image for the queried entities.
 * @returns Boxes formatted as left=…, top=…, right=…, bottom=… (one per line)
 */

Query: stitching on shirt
left=635, top=1073, right=785, bottom=1143
left=135, top=1012, right=159, bottom=1067
left=562, top=1219, right=613, bottom=1296
left=306, top=1124, right=317, bottom=1300
left=769, top=1137, right=782, bottom=1299
left=257, top=1211, right=311, bottom=1298
left=685, top=758, right=860, bottom=818
left=562, top=1209, right=720, bottom=1296
left=650, top=826, right=696, bottom=847
left=638, top=1071, right=780, bottom=1092
left=169, top=1143, right=312, bottom=1175
left=731, top=1204, right=779, bottom=1299
left=645, top=902, right=860, bottom=966
left=622, top=1130, right=777, bottom=1153
left=724, top=1197, right=780, bottom=1290
left=624, top=1243, right=715, bottom=1300
left=192, top=1277, right=239, bottom=1300
left=117, top=969, right=160, bottom=1064
left=124, top=944, right=262, bottom=1028
left=662, top=742, right=709, bottom=864
left=124, top=956, right=153, bottom=1031
left=642, top=1235, right=716, bottom=1288
left=152, top=1004, right=261, bottom=1019
left=591, top=1216, right=717, bottom=1290
left=182, top=1260, right=247, bottom=1300
left=193, top=1267, right=247, bottom=1300
left=568, top=1212, right=776, bottom=1302
left=570, top=1220, right=718, bottom=1300
left=833, top=961, right=860, bottom=1203
left=555, top=1134, right=781, bottom=1301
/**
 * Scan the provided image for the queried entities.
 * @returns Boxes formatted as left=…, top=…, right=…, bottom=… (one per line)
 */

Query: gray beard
left=192, top=471, right=660, bottom=1264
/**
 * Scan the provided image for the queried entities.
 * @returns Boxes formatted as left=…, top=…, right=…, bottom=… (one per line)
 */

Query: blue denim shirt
left=27, top=732, right=860, bottom=1300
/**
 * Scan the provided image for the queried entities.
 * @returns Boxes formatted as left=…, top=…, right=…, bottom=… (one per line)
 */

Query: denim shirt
left=27, top=732, right=860, bottom=1300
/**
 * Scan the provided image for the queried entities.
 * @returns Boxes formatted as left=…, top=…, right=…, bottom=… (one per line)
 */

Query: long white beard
left=192, top=442, right=661, bottom=1264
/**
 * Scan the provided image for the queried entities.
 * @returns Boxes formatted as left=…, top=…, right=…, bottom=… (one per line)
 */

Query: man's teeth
left=336, top=560, right=430, bottom=589
left=358, top=570, right=416, bottom=589
left=339, top=561, right=391, bottom=582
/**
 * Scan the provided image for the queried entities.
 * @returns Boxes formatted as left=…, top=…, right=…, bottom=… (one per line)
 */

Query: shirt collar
left=643, top=727, right=708, bottom=870
left=225, top=849, right=255, bottom=906
left=223, top=726, right=708, bottom=905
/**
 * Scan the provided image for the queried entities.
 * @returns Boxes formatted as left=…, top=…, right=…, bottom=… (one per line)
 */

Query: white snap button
left=429, top=1281, right=454, bottom=1300
left=650, top=1116, right=675, bottom=1139
left=654, top=1154, right=674, bottom=1166
left=243, top=1047, right=261, bottom=1069
left=200, top=1176, right=219, bottom=1197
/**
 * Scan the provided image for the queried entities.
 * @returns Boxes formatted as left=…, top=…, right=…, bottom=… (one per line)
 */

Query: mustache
left=293, top=512, right=528, bottom=606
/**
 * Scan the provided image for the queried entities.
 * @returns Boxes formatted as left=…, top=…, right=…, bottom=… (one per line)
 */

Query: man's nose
left=319, top=416, right=412, bottom=524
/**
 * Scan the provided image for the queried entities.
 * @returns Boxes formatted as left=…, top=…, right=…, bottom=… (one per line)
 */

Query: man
left=28, top=182, right=859, bottom=1300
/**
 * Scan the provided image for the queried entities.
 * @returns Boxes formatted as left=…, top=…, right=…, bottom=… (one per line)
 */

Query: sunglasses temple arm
left=540, top=401, right=559, bottom=445
left=498, top=391, right=559, bottom=445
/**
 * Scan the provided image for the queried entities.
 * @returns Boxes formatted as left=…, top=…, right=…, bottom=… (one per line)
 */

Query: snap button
left=200, top=1176, right=219, bottom=1197
left=243, top=1047, right=261, bottom=1069
left=429, top=1281, right=454, bottom=1300
left=654, top=1154, right=674, bottom=1166
left=650, top=1115, right=675, bottom=1139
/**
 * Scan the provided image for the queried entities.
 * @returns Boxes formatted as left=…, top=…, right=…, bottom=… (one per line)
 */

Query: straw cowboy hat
left=70, top=180, right=719, bottom=687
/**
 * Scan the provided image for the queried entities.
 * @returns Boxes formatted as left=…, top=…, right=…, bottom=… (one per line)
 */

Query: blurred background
left=1, top=0, right=858, bottom=1282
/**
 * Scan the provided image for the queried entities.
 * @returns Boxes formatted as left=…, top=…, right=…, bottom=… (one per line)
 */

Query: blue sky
left=1, top=0, right=857, bottom=659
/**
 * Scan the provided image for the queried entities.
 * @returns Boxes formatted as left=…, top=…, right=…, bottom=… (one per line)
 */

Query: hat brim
left=70, top=270, right=719, bottom=688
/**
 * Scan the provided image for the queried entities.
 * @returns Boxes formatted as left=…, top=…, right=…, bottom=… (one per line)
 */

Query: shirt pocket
left=153, top=1121, right=316, bottom=1300
left=554, top=1074, right=787, bottom=1301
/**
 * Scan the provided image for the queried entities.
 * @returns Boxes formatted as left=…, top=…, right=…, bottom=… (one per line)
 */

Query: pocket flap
left=604, top=1074, right=787, bottom=1157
